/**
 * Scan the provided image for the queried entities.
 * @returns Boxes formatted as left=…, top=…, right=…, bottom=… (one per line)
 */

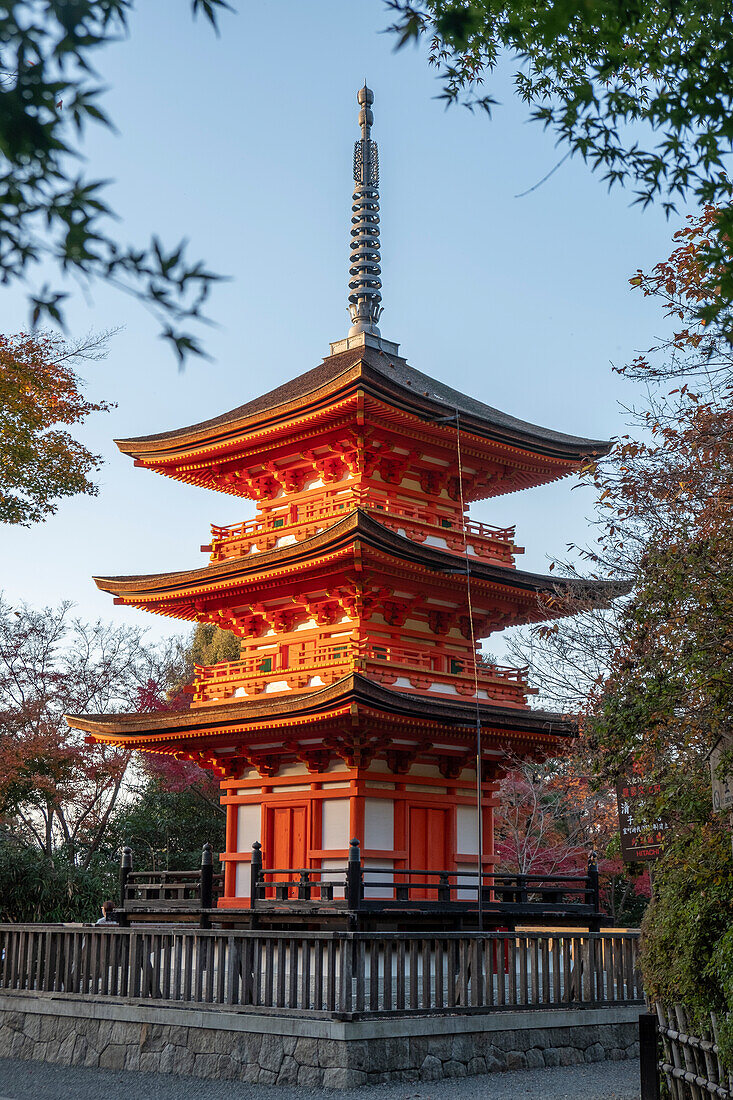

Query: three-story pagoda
left=68, top=88, right=622, bottom=913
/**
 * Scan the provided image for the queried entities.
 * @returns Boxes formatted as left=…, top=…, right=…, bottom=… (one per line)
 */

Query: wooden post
left=639, top=1013, right=660, bottom=1100
left=200, top=843, right=213, bottom=927
left=118, top=846, right=132, bottom=924
left=250, top=841, right=263, bottom=909
left=346, top=837, right=362, bottom=913
left=587, top=850, right=601, bottom=932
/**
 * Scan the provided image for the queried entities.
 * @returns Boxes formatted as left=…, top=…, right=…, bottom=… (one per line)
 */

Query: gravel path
left=0, top=1057, right=640, bottom=1099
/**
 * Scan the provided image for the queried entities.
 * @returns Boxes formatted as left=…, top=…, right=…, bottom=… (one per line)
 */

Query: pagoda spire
left=348, top=84, right=383, bottom=338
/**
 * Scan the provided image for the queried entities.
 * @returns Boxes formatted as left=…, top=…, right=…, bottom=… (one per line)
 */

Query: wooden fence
left=654, top=1004, right=733, bottom=1099
left=0, top=925, right=642, bottom=1018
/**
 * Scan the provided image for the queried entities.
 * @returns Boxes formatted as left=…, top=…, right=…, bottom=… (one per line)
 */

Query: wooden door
left=408, top=805, right=450, bottom=899
left=268, top=805, right=307, bottom=898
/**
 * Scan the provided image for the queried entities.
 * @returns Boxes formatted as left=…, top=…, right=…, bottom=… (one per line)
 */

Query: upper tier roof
left=116, top=340, right=610, bottom=465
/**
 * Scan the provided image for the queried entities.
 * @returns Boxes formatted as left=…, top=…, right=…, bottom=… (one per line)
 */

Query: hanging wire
left=453, top=415, right=482, bottom=932
left=433, top=405, right=485, bottom=931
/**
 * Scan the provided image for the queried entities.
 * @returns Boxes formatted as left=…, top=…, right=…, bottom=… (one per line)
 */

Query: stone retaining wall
left=0, top=993, right=640, bottom=1087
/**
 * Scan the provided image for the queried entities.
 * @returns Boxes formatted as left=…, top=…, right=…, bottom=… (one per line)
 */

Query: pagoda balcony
left=204, top=501, right=522, bottom=566
left=186, top=642, right=535, bottom=707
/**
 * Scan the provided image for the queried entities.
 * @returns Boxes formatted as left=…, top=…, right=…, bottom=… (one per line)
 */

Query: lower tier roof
left=67, top=673, right=575, bottom=774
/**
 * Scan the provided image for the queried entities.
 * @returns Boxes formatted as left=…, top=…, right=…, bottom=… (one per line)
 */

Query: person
left=95, top=900, right=118, bottom=925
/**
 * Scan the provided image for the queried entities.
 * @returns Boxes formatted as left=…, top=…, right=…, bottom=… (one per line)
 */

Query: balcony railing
left=187, top=642, right=534, bottom=707
left=204, top=499, right=521, bottom=566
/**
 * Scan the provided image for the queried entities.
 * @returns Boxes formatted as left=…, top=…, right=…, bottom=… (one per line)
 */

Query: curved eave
left=67, top=672, right=576, bottom=746
left=93, top=510, right=629, bottom=609
left=115, top=347, right=611, bottom=468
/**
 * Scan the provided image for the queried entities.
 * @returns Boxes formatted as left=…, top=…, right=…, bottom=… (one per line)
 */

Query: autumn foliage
left=0, top=330, right=113, bottom=525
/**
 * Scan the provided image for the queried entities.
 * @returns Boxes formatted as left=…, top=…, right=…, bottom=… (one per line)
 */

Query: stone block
left=318, top=1038, right=347, bottom=1068
left=282, top=1035, right=296, bottom=1056
left=243, top=1063, right=260, bottom=1084
left=38, top=1017, right=58, bottom=1041
left=234, top=1032, right=261, bottom=1066
left=99, top=1044, right=127, bottom=1071
left=585, top=1042, right=606, bottom=1062
left=94, top=1020, right=113, bottom=1049
left=348, top=1039, right=377, bottom=1073
left=193, top=1052, right=221, bottom=1078
left=215, top=1054, right=239, bottom=1080
left=609, top=1048, right=626, bottom=1061
left=628, top=1041, right=640, bottom=1058
left=166, top=1025, right=190, bottom=1048
left=276, top=1055, right=299, bottom=1086
left=294, top=1036, right=318, bottom=1065
left=124, top=1044, right=141, bottom=1071
left=443, top=1059, right=468, bottom=1077
left=56, top=1031, right=77, bottom=1065
left=382, top=1036, right=409, bottom=1070
left=559, top=1048, right=584, bottom=1066
left=451, top=1033, right=476, bottom=1063
left=259, top=1033, right=285, bottom=1073
left=505, top=1050, right=528, bottom=1070
left=526, top=1048, right=544, bottom=1069
left=485, top=1052, right=505, bottom=1073
left=468, top=1056, right=487, bottom=1075
left=543, top=1048, right=561, bottom=1067
left=297, top=1064, right=323, bottom=1087
left=108, top=1021, right=131, bottom=1045
left=323, top=1068, right=365, bottom=1088
left=188, top=1029, right=219, bottom=1055
left=426, top=1034, right=453, bottom=1061
left=21, top=1014, right=41, bottom=1041
left=408, top=1036, right=428, bottom=1066
left=420, top=1054, right=443, bottom=1081
left=257, top=1069, right=277, bottom=1085
left=174, top=1046, right=196, bottom=1075
left=139, top=1023, right=168, bottom=1053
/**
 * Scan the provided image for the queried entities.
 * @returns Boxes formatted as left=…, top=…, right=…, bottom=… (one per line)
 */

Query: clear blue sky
left=2, top=1, right=682, bottom=657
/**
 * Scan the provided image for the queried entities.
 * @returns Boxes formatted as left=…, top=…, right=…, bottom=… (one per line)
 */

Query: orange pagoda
left=68, top=87, right=621, bottom=920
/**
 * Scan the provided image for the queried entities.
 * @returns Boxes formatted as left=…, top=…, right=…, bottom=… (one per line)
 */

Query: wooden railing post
left=250, top=841, right=262, bottom=908
left=200, top=843, right=213, bottom=926
left=298, top=870, right=311, bottom=902
left=346, top=838, right=362, bottom=914
left=639, top=1013, right=661, bottom=1100
left=587, top=850, right=601, bottom=931
left=118, top=846, right=132, bottom=924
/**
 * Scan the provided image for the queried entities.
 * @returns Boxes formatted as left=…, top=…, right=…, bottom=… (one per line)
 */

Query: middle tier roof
left=96, top=509, right=627, bottom=632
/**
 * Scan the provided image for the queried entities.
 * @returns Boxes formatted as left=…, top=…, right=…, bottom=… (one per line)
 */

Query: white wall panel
left=321, top=798, right=350, bottom=849
left=364, top=798, right=394, bottom=850
left=457, top=805, right=478, bottom=855
left=236, top=803, right=261, bottom=853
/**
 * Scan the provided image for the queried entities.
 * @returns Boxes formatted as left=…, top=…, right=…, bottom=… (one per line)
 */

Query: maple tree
left=0, top=330, right=114, bottom=525
left=493, top=754, right=648, bottom=924
left=0, top=597, right=180, bottom=866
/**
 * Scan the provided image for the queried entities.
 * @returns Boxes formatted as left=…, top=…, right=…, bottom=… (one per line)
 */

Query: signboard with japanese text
left=616, top=778, right=669, bottom=862
left=710, top=736, right=733, bottom=813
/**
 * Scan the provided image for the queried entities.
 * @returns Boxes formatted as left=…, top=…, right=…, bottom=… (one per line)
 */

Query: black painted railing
left=249, top=839, right=603, bottom=926
left=119, top=844, right=223, bottom=922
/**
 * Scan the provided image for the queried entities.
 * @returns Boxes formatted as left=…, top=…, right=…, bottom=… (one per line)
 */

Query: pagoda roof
left=67, top=672, right=575, bottom=753
left=116, top=342, right=610, bottom=466
left=93, top=509, right=628, bottom=618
